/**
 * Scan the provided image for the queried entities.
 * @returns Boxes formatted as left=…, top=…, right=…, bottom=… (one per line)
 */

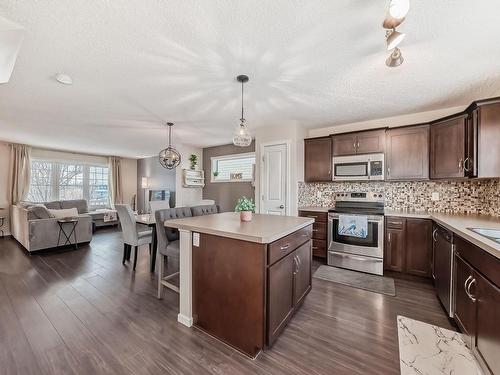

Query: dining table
left=135, top=213, right=158, bottom=272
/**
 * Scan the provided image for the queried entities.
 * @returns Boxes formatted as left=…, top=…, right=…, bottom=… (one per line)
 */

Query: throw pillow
left=28, top=204, right=54, bottom=219
left=48, top=208, right=79, bottom=219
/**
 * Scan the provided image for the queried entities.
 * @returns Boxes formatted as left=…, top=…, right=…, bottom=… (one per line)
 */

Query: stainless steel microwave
left=332, top=153, right=384, bottom=181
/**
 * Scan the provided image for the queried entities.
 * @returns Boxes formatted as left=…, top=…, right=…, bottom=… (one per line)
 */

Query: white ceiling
left=0, top=0, right=499, bottom=158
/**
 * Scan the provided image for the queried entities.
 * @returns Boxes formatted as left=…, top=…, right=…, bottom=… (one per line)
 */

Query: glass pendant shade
left=159, top=122, right=181, bottom=169
left=233, top=121, right=252, bottom=147
left=233, top=74, right=252, bottom=147
left=386, top=48, right=404, bottom=67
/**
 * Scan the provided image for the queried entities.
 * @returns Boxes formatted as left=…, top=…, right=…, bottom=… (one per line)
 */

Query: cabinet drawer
left=312, top=222, right=327, bottom=239
left=299, top=211, right=327, bottom=223
left=268, top=225, right=312, bottom=266
left=312, top=239, right=327, bottom=258
left=385, top=217, right=405, bottom=230
left=455, top=236, right=500, bottom=287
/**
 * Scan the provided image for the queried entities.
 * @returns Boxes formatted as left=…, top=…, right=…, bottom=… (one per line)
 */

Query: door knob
left=279, top=205, right=285, bottom=209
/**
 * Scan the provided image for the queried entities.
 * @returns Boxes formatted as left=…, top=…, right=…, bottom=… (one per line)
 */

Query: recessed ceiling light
left=55, top=73, right=72, bottom=85
left=386, top=29, right=406, bottom=51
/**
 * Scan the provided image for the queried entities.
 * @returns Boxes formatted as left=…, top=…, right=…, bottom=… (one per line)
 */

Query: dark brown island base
left=165, top=212, right=314, bottom=358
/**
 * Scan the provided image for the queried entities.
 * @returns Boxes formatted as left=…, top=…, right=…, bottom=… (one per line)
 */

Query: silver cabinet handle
left=464, top=275, right=473, bottom=294
left=307, top=215, right=318, bottom=218
left=466, top=278, right=477, bottom=302
left=279, top=205, right=285, bottom=209
left=312, top=246, right=318, bottom=249
left=387, top=167, right=390, bottom=176
left=280, top=244, right=290, bottom=250
left=463, top=157, right=470, bottom=172
left=294, top=256, right=299, bottom=274
left=357, top=141, right=360, bottom=149
left=296, top=255, right=301, bottom=266
left=458, top=158, right=463, bottom=171
left=432, top=229, right=438, bottom=242
left=312, top=229, right=318, bottom=232
left=388, top=232, right=391, bottom=242
left=353, top=141, right=356, bottom=149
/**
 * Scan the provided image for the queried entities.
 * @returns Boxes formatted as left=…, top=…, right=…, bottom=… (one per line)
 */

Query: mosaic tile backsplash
left=298, top=179, right=500, bottom=216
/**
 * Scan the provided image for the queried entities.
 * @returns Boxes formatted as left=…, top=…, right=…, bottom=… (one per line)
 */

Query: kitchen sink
left=468, top=228, right=500, bottom=241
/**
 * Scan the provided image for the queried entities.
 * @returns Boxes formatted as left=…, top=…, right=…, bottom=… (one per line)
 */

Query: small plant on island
left=235, top=196, right=255, bottom=222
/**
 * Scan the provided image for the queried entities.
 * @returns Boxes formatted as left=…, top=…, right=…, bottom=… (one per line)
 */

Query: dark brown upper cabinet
left=332, top=129, right=385, bottom=156
left=304, top=137, right=332, bottom=182
left=430, top=113, right=471, bottom=179
left=467, top=97, right=500, bottom=178
left=386, top=124, right=429, bottom=180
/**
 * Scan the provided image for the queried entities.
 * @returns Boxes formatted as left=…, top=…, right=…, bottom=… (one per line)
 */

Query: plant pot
left=240, top=211, right=253, bottom=222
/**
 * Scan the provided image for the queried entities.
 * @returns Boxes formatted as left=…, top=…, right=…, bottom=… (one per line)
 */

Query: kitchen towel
left=338, top=215, right=368, bottom=238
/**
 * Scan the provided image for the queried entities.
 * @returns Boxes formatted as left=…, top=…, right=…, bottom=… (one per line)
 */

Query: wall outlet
left=316, top=191, right=322, bottom=199
left=431, top=192, right=440, bottom=201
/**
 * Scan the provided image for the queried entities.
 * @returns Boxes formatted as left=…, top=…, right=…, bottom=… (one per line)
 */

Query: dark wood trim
left=327, top=126, right=388, bottom=137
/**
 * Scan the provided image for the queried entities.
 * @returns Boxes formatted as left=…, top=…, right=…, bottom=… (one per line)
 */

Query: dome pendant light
left=159, top=122, right=181, bottom=169
left=232, top=74, right=252, bottom=147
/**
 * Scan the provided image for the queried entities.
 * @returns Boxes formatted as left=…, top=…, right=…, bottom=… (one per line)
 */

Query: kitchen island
left=165, top=212, right=314, bottom=358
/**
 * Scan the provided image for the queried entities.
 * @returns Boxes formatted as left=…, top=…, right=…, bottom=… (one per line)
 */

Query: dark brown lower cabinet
left=474, top=272, right=500, bottom=374
left=267, top=240, right=312, bottom=346
left=299, top=210, right=327, bottom=260
left=267, top=251, right=295, bottom=344
left=384, top=217, right=432, bottom=277
left=454, top=236, right=500, bottom=375
left=453, top=254, right=476, bottom=347
left=384, top=227, right=405, bottom=272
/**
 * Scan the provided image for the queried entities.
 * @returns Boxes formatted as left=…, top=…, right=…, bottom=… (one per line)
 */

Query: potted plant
left=213, top=171, right=219, bottom=178
left=189, top=154, right=198, bottom=170
left=235, top=196, right=255, bottom=222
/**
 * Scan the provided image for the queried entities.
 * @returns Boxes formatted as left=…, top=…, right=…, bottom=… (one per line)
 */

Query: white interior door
left=261, top=143, right=288, bottom=215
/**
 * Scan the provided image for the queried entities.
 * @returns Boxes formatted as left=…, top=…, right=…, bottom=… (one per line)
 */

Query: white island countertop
left=165, top=212, right=314, bottom=244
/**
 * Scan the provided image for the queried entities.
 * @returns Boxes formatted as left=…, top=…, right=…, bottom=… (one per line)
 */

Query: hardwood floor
left=0, top=228, right=454, bottom=375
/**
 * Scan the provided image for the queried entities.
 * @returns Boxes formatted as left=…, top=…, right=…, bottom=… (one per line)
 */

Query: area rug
left=313, top=265, right=396, bottom=296
left=397, top=316, right=483, bottom=375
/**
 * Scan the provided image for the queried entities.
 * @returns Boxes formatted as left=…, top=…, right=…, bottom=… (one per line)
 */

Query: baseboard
left=177, top=313, right=193, bottom=327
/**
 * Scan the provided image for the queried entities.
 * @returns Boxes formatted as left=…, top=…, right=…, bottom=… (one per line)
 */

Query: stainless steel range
left=328, top=192, right=384, bottom=275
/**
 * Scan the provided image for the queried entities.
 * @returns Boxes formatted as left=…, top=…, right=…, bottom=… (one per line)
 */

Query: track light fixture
left=383, top=0, right=409, bottom=67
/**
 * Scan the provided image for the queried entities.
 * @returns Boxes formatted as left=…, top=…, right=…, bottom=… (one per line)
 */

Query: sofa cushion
left=61, top=199, right=88, bottom=214
left=48, top=208, right=79, bottom=219
left=44, top=201, right=62, bottom=210
left=191, top=204, right=219, bottom=216
left=27, top=204, right=54, bottom=220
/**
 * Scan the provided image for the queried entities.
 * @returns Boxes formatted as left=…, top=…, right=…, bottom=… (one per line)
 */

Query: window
left=211, top=152, right=255, bottom=182
left=28, top=160, right=110, bottom=209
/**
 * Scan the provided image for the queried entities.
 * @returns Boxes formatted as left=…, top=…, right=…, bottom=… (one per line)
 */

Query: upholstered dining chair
left=115, top=204, right=152, bottom=271
left=155, top=207, right=192, bottom=298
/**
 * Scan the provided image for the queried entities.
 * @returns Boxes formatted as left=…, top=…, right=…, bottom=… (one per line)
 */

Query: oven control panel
left=335, top=191, right=384, bottom=202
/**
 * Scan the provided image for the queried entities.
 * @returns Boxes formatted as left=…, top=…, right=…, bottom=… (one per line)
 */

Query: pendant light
left=159, top=122, right=181, bottom=169
left=232, top=74, right=252, bottom=147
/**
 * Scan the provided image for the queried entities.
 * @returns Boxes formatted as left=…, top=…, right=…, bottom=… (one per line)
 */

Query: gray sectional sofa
left=10, top=199, right=119, bottom=252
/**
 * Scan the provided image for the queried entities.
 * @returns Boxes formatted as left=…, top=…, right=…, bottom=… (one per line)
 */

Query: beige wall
left=175, top=143, right=203, bottom=207
left=121, top=158, right=137, bottom=206
left=0, top=142, right=11, bottom=234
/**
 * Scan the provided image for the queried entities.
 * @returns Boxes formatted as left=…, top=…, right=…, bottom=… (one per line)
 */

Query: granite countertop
left=298, top=206, right=332, bottom=213
left=165, top=212, right=314, bottom=244
left=385, top=209, right=500, bottom=260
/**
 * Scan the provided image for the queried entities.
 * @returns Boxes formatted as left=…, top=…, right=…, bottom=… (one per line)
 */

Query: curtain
left=9, top=144, right=31, bottom=204
left=109, top=156, right=123, bottom=207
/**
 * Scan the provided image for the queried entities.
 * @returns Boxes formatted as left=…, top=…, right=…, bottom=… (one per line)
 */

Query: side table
left=57, top=218, right=79, bottom=249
